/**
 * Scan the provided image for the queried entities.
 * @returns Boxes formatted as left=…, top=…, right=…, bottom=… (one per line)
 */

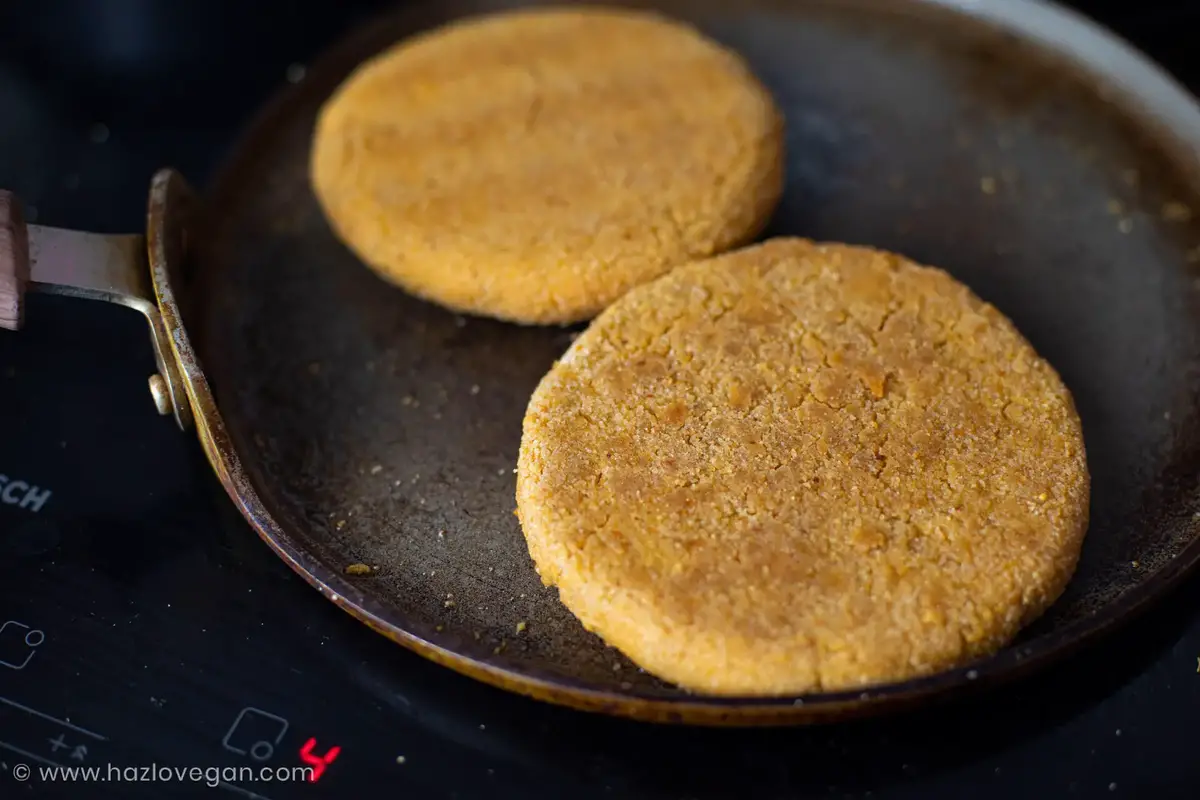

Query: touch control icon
left=0, top=620, right=44, bottom=670
left=221, top=707, right=289, bottom=761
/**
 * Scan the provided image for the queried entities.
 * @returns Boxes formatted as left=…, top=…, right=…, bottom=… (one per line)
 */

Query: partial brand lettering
left=0, top=474, right=52, bottom=513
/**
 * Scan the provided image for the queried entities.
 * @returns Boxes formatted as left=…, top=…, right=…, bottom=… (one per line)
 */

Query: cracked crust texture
left=309, top=6, right=784, bottom=325
left=516, top=237, right=1090, bottom=696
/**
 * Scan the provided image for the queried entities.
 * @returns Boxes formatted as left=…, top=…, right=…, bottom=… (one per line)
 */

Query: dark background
left=1, top=1, right=1200, bottom=798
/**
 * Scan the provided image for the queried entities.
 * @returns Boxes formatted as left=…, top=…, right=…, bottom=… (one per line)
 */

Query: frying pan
left=4, top=0, right=1200, bottom=726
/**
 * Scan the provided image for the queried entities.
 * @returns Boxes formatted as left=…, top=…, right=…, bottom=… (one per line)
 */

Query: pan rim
left=190, top=0, right=1200, bottom=725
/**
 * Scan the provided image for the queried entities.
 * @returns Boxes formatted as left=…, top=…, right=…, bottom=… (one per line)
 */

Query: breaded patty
left=516, top=237, right=1090, bottom=695
left=310, top=6, right=784, bottom=325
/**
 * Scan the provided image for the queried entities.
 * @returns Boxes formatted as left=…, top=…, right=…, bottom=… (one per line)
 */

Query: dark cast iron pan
left=4, top=0, right=1200, bottom=726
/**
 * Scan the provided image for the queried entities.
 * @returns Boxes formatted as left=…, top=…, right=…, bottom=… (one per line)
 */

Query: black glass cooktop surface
left=2, top=1, right=1200, bottom=798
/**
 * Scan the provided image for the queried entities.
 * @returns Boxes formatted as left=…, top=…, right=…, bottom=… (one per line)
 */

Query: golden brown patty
left=309, top=6, right=784, bottom=325
left=516, top=237, right=1090, bottom=695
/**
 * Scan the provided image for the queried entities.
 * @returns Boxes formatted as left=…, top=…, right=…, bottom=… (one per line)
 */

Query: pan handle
left=0, top=179, right=194, bottom=430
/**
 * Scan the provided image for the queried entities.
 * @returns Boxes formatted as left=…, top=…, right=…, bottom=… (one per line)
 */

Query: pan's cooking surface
left=196, top=0, right=1200, bottom=706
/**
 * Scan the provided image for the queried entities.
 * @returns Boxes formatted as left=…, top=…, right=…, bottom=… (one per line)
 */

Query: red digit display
left=298, top=737, right=341, bottom=783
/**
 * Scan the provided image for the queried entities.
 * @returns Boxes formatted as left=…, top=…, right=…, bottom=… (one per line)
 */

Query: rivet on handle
left=148, top=373, right=174, bottom=415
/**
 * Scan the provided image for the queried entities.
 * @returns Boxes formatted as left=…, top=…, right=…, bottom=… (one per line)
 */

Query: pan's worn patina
left=6, top=0, right=1200, bottom=725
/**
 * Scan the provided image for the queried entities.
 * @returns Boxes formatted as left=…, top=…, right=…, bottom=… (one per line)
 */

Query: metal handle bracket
left=0, top=172, right=198, bottom=431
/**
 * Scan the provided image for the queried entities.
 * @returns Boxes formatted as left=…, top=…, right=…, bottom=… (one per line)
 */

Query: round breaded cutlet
left=309, top=6, right=784, bottom=325
left=516, top=237, right=1090, bottom=696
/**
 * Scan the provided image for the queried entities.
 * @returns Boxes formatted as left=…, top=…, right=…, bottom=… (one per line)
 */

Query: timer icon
left=221, top=707, right=289, bottom=761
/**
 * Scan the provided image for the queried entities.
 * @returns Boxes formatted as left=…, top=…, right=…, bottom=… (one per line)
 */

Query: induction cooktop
left=3, top=1, right=1200, bottom=798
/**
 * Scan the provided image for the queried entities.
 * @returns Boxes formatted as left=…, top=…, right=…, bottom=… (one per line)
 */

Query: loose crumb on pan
left=1162, top=201, right=1193, bottom=222
left=344, top=563, right=373, bottom=576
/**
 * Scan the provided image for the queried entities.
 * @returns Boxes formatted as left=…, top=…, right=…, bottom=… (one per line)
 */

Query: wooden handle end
left=0, top=191, right=30, bottom=331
